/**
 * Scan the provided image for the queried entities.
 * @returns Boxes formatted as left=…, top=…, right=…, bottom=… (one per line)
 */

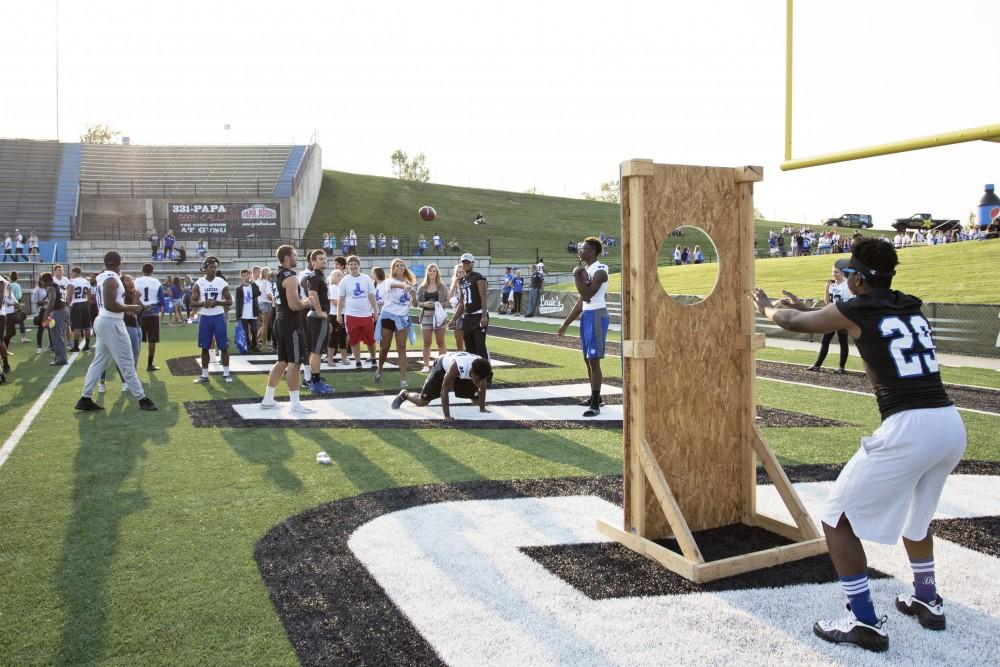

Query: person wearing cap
left=450, top=253, right=492, bottom=384
left=753, top=237, right=964, bottom=653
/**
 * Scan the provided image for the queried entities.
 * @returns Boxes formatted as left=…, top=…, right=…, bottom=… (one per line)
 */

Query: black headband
left=848, top=257, right=895, bottom=279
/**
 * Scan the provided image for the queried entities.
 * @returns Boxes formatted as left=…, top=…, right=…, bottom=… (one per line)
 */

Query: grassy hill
left=305, top=170, right=873, bottom=273
left=551, top=240, right=1000, bottom=304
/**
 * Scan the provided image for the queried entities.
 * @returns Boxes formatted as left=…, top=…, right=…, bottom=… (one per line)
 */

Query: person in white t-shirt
left=191, top=256, right=232, bottom=383
left=557, top=237, right=610, bottom=417
left=255, top=267, right=274, bottom=350
left=67, top=267, right=94, bottom=352
left=806, top=259, right=855, bottom=373
left=336, top=255, right=378, bottom=370
left=235, top=268, right=261, bottom=351
left=373, top=258, right=417, bottom=388
left=74, top=251, right=157, bottom=411
left=390, top=351, right=492, bottom=420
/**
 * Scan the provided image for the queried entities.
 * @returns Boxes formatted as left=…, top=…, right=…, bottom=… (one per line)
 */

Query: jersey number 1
left=880, top=315, right=939, bottom=378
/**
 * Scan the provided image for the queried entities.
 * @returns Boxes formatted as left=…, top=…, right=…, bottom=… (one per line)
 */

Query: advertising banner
left=168, top=203, right=281, bottom=238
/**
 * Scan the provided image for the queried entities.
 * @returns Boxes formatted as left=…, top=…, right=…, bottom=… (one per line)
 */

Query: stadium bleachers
left=0, top=139, right=62, bottom=236
left=79, top=144, right=296, bottom=198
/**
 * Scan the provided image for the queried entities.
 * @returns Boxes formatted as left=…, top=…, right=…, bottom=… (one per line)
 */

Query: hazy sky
left=2, top=0, right=997, bottom=229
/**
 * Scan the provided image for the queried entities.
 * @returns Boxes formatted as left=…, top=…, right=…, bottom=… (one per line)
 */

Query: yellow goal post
left=782, top=0, right=1000, bottom=171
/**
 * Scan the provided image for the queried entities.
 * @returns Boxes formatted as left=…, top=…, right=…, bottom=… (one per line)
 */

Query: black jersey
left=836, top=288, right=952, bottom=420
left=460, top=271, right=486, bottom=314
left=307, top=270, right=330, bottom=316
left=273, top=267, right=301, bottom=324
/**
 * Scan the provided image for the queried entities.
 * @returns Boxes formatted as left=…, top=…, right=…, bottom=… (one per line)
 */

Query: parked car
left=823, top=213, right=873, bottom=229
left=892, top=213, right=961, bottom=232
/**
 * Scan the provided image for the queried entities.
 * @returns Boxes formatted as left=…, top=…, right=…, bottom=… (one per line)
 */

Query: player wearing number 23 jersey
left=753, top=237, right=965, bottom=653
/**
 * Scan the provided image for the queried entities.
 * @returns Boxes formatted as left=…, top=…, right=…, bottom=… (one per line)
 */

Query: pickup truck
left=823, top=213, right=872, bottom=229
left=892, top=213, right=961, bottom=232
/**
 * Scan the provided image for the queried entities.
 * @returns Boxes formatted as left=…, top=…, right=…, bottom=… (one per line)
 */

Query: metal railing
left=77, top=179, right=291, bottom=198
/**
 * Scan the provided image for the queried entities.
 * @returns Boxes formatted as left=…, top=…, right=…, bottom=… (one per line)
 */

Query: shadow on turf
left=53, top=366, right=178, bottom=665
left=475, top=428, right=621, bottom=475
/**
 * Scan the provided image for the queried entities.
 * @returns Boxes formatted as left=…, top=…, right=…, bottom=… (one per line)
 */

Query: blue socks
left=840, top=572, right=878, bottom=626
left=911, top=558, right=937, bottom=603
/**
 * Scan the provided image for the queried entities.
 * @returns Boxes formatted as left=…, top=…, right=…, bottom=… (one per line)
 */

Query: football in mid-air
left=419, top=205, right=436, bottom=221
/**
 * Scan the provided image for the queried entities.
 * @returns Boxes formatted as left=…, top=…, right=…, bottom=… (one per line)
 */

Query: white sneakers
left=290, top=403, right=316, bottom=414
left=260, top=399, right=277, bottom=409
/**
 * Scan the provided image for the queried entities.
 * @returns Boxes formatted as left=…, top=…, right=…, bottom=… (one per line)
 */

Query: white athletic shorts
left=820, top=405, right=966, bottom=544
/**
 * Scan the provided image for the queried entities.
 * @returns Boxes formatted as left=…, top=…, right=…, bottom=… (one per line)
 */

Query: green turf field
left=1, top=323, right=997, bottom=665
left=550, top=239, right=1000, bottom=304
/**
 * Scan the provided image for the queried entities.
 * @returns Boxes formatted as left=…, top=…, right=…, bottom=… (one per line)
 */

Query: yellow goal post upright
left=781, top=0, right=1000, bottom=171
left=596, top=159, right=827, bottom=584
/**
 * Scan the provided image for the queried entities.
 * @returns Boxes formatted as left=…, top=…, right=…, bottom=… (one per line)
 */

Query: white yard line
left=0, top=352, right=78, bottom=468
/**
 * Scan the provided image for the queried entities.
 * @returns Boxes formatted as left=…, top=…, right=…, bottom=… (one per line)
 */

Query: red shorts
left=345, top=314, right=375, bottom=346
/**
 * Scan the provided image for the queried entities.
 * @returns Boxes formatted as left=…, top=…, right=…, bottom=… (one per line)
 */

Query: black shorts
left=274, top=318, right=307, bottom=364
left=306, top=316, right=328, bottom=354
left=70, top=303, right=92, bottom=332
left=327, top=315, right=347, bottom=349
left=419, top=362, right=479, bottom=403
left=140, top=316, right=160, bottom=343
left=0, top=314, right=6, bottom=339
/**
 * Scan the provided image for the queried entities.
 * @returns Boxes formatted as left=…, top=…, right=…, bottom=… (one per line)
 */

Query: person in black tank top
left=752, top=238, right=965, bottom=651
left=450, top=254, right=492, bottom=383
left=261, top=245, right=317, bottom=413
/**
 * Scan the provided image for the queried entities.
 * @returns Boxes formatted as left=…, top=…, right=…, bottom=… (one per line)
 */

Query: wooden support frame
left=604, top=160, right=826, bottom=583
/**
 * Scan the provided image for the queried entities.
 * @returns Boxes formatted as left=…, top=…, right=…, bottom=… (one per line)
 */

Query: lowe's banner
left=169, top=203, right=281, bottom=239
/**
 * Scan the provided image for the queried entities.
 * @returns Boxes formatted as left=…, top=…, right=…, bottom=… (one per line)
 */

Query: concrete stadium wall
left=289, top=145, right=322, bottom=239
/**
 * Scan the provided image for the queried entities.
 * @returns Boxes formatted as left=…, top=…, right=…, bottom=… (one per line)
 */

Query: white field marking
left=350, top=476, right=1000, bottom=667
left=759, top=377, right=1000, bottom=417
left=198, top=352, right=515, bottom=375
left=234, top=383, right=624, bottom=422
left=0, top=352, right=79, bottom=469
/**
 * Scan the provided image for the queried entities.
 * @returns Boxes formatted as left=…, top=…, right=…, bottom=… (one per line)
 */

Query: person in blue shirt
left=163, top=229, right=176, bottom=260
left=499, top=267, right=514, bottom=314
left=511, top=270, right=525, bottom=315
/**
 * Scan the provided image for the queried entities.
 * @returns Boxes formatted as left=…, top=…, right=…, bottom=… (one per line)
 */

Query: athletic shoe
left=355, top=362, right=362, bottom=369
left=311, top=379, right=335, bottom=395
left=98, top=382, right=106, bottom=393
left=70, top=346, right=80, bottom=353
left=807, top=365, right=821, bottom=372
left=420, top=365, right=430, bottom=373
left=223, top=375, right=233, bottom=383
left=373, top=369, right=383, bottom=382
left=82, top=345, right=90, bottom=352
left=36, top=347, right=43, bottom=354
left=391, top=390, right=407, bottom=409
left=193, top=376, right=209, bottom=384
left=579, top=398, right=606, bottom=407
left=138, top=397, right=158, bottom=411
left=2, top=363, right=11, bottom=374
left=833, top=368, right=846, bottom=374
left=813, top=612, right=888, bottom=653
left=896, top=594, right=946, bottom=630
left=49, top=361, right=67, bottom=366
left=74, top=397, right=103, bottom=411
left=147, top=365, right=160, bottom=372
left=583, top=405, right=601, bottom=418
left=400, top=379, right=408, bottom=389
left=20, top=336, right=28, bottom=343
left=121, top=384, right=128, bottom=392
left=290, top=402, right=317, bottom=414
left=260, top=399, right=277, bottom=409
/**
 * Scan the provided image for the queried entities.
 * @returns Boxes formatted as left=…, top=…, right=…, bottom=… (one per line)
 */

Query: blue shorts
left=198, top=313, right=229, bottom=350
left=580, top=308, right=610, bottom=360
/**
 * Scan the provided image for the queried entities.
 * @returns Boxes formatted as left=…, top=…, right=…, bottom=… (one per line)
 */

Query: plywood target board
left=599, top=160, right=825, bottom=583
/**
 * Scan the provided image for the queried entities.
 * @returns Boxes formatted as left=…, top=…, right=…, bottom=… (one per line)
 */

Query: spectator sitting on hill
left=567, top=240, right=578, bottom=254
left=449, top=238, right=460, bottom=253
left=987, top=216, right=1000, bottom=240
left=473, top=211, right=486, bottom=225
